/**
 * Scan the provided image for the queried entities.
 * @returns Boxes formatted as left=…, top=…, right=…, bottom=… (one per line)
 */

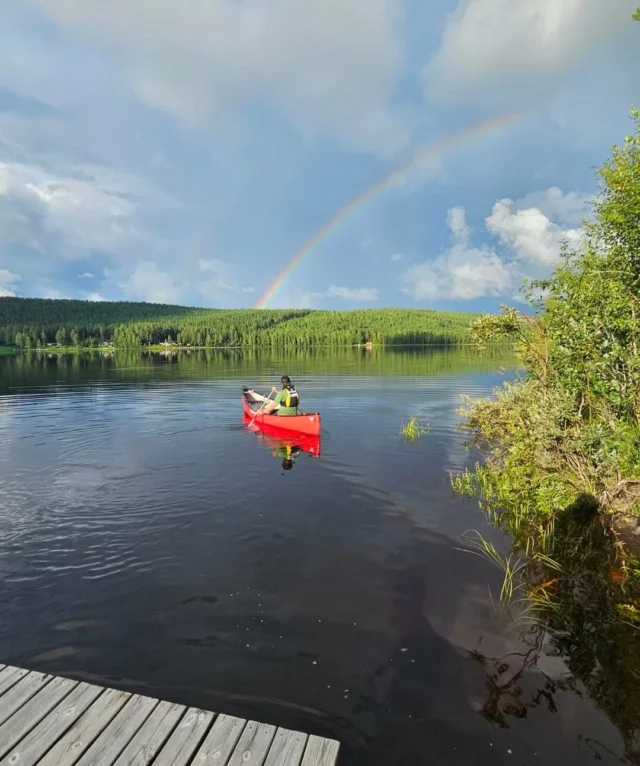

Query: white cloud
left=0, top=269, right=21, bottom=297
left=41, top=288, right=69, bottom=300
left=0, top=164, right=46, bottom=250
left=404, top=208, right=512, bottom=301
left=198, top=259, right=226, bottom=273
left=487, top=187, right=588, bottom=265
left=198, top=259, right=254, bottom=301
left=26, top=0, right=408, bottom=155
left=403, top=188, right=590, bottom=301
left=86, top=292, right=104, bottom=302
left=391, top=253, right=404, bottom=262
left=0, top=161, right=146, bottom=257
left=263, top=288, right=318, bottom=310
left=325, top=285, right=380, bottom=302
left=515, top=186, right=591, bottom=228
left=424, top=0, right=636, bottom=102
left=78, top=272, right=95, bottom=279
left=264, top=284, right=380, bottom=307
left=120, top=261, right=183, bottom=304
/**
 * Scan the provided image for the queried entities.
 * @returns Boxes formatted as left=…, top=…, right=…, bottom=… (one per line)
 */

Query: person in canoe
left=261, top=375, right=300, bottom=416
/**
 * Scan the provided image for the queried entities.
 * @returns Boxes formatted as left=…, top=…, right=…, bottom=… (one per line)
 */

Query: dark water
left=0, top=348, right=627, bottom=764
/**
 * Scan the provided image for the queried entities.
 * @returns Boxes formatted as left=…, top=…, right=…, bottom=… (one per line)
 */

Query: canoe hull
left=242, top=391, right=321, bottom=436
left=243, top=415, right=321, bottom=458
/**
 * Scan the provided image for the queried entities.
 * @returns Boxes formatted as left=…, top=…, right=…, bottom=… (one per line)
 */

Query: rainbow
left=255, top=111, right=528, bottom=309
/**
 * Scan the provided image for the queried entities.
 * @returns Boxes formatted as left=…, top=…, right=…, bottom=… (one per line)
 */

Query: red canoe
left=242, top=389, right=322, bottom=436
left=243, top=415, right=322, bottom=458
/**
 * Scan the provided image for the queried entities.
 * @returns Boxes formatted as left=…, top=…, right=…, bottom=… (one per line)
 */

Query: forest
left=0, top=298, right=478, bottom=349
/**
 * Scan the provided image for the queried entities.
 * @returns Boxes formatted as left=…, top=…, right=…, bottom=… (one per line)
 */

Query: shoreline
left=4, top=340, right=509, bottom=355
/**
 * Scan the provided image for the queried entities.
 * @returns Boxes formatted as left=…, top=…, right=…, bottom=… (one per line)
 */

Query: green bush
left=457, top=109, right=640, bottom=541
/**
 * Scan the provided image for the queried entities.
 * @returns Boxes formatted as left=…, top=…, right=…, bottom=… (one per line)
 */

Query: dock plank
left=193, top=713, right=246, bottom=764
left=300, top=736, right=340, bottom=766
left=152, top=707, right=215, bottom=766
left=111, top=700, right=184, bottom=766
left=38, top=688, right=131, bottom=766
left=228, top=720, right=277, bottom=766
left=0, top=675, right=78, bottom=759
left=0, top=683, right=104, bottom=766
left=264, top=728, right=309, bottom=766
left=74, top=694, right=158, bottom=766
left=0, top=666, right=340, bottom=766
left=0, top=667, right=30, bottom=699
left=0, top=672, right=53, bottom=728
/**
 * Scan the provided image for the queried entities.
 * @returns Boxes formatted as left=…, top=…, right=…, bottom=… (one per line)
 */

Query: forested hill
left=0, top=297, right=478, bottom=348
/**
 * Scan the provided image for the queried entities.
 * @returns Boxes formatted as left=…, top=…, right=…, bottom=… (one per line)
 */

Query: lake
left=0, top=348, right=629, bottom=765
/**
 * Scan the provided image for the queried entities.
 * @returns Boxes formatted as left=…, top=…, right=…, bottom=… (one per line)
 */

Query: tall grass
left=459, top=530, right=563, bottom=627
left=400, top=416, right=430, bottom=440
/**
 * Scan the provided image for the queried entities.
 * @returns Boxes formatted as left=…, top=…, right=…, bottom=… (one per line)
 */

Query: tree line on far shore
left=0, top=298, right=478, bottom=349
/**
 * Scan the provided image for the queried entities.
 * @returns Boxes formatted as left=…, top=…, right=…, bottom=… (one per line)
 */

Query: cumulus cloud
left=424, top=0, right=636, bottom=101
left=325, top=285, right=380, bottom=302
left=198, top=259, right=254, bottom=301
left=25, top=0, right=407, bottom=155
left=268, top=284, right=380, bottom=307
left=120, top=261, right=183, bottom=304
left=487, top=200, right=581, bottom=266
left=0, top=269, right=21, bottom=297
left=78, top=272, right=95, bottom=279
left=0, top=163, right=47, bottom=250
left=0, top=161, right=147, bottom=257
left=40, top=288, right=70, bottom=299
left=403, top=208, right=512, bottom=301
left=487, top=186, right=588, bottom=265
left=86, top=292, right=104, bottom=302
left=403, top=187, right=590, bottom=301
left=516, top=186, right=591, bottom=228
left=391, top=253, right=403, bottom=262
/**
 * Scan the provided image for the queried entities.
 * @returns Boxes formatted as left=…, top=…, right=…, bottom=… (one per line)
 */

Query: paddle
left=248, top=389, right=275, bottom=426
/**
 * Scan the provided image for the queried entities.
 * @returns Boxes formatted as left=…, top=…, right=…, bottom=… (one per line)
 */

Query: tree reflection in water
left=469, top=505, right=640, bottom=763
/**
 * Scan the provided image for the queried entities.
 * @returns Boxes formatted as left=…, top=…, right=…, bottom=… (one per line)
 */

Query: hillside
left=0, top=298, right=478, bottom=348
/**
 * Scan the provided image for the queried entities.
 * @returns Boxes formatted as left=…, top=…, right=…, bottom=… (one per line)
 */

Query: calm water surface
left=0, top=349, right=627, bottom=764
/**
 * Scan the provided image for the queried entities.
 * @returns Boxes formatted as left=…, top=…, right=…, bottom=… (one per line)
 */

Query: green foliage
left=455, top=106, right=640, bottom=761
left=0, top=298, right=479, bottom=349
left=634, top=7, right=640, bottom=21
left=400, top=416, right=430, bottom=440
left=457, top=110, right=640, bottom=537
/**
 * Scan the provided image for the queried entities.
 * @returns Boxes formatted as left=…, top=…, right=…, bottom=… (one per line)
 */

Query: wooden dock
left=0, top=664, right=340, bottom=766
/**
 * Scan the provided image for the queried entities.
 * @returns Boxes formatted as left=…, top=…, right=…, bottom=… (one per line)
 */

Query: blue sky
left=0, top=0, right=638, bottom=312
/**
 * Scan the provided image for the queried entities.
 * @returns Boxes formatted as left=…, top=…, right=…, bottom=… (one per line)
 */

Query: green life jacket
left=282, top=387, right=299, bottom=408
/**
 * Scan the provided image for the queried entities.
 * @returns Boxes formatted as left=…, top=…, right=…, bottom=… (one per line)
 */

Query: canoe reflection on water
left=243, top=415, right=322, bottom=471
